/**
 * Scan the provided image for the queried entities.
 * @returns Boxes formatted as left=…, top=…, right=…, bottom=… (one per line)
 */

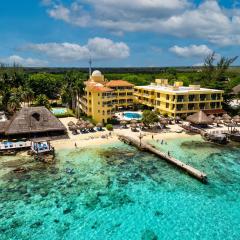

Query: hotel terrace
left=134, top=79, right=224, bottom=117
left=77, top=70, right=135, bottom=123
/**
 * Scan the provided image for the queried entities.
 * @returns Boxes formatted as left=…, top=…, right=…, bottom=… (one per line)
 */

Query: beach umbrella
left=77, top=124, right=84, bottom=130
left=88, top=123, right=95, bottom=129
left=120, top=120, right=127, bottom=126
left=233, top=115, right=240, bottom=122
left=224, top=119, right=232, bottom=124
left=130, top=123, right=137, bottom=128
left=209, top=114, right=215, bottom=120
left=76, top=120, right=82, bottom=126
left=222, top=114, right=231, bottom=120
left=67, top=121, right=75, bottom=127
left=69, top=124, right=77, bottom=131
left=159, top=118, right=168, bottom=125
left=214, top=119, right=222, bottom=126
left=130, top=119, right=138, bottom=124
left=233, top=118, right=240, bottom=124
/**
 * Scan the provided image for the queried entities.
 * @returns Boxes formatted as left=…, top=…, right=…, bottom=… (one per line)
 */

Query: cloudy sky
left=0, top=0, right=240, bottom=67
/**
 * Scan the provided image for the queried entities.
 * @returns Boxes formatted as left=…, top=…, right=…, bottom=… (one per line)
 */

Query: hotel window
left=177, top=95, right=184, bottom=102
left=177, top=104, right=183, bottom=111
left=166, top=103, right=169, bottom=108
left=166, top=95, right=169, bottom=100
left=188, top=103, right=194, bottom=110
left=200, top=94, right=206, bottom=101
left=189, top=95, right=195, bottom=102
left=98, top=101, right=100, bottom=105
left=102, top=110, right=105, bottom=115
left=211, top=94, right=217, bottom=100
left=199, top=103, right=205, bottom=109
left=157, top=93, right=160, bottom=98
left=98, top=110, right=100, bottom=113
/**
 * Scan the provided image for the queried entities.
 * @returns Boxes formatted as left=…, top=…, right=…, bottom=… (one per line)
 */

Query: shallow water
left=0, top=136, right=239, bottom=240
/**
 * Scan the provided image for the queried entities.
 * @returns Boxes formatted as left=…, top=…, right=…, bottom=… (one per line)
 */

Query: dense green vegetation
left=0, top=53, right=239, bottom=116
left=142, top=110, right=159, bottom=126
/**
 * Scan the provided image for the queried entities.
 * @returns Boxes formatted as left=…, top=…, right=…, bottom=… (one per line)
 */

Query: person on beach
left=161, top=140, right=164, bottom=144
left=152, top=135, right=154, bottom=140
left=75, top=142, right=77, bottom=148
left=168, top=151, right=170, bottom=156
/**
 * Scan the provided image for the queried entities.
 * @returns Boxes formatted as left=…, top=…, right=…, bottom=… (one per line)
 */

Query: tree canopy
left=142, top=110, right=159, bottom=126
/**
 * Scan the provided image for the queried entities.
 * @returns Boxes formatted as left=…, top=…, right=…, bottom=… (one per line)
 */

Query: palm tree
left=7, top=92, right=21, bottom=113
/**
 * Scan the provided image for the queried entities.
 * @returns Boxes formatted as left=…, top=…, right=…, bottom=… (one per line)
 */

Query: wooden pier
left=118, top=134, right=208, bottom=184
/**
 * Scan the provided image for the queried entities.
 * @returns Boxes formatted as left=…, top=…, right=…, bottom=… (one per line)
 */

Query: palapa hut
left=232, top=84, right=240, bottom=95
left=187, top=111, right=213, bottom=126
left=3, top=107, right=67, bottom=138
left=0, top=121, right=10, bottom=136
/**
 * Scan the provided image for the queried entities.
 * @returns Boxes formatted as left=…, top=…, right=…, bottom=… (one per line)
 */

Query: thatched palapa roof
left=0, top=121, right=10, bottom=134
left=187, top=111, right=213, bottom=125
left=4, top=107, right=67, bottom=135
left=232, top=84, right=240, bottom=94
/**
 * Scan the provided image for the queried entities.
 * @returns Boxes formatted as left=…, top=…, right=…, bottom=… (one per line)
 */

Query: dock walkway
left=118, top=134, right=207, bottom=184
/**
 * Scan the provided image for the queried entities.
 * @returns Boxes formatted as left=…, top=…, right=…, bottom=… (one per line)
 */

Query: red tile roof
left=106, top=80, right=134, bottom=87
left=89, top=85, right=113, bottom=92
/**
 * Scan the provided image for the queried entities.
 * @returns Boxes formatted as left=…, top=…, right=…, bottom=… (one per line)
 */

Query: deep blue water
left=0, top=136, right=239, bottom=240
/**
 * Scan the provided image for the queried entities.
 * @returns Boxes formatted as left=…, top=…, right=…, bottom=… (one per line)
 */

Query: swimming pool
left=51, top=108, right=68, bottom=115
left=123, top=112, right=142, bottom=120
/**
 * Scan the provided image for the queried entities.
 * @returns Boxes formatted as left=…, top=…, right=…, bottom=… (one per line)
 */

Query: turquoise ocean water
left=0, top=136, right=239, bottom=240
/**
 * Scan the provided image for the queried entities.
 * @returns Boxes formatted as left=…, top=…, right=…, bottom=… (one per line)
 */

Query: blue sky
left=0, top=0, right=240, bottom=67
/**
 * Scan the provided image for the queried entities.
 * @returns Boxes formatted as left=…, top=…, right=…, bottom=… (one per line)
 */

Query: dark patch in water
left=154, top=210, right=163, bottom=217
left=30, top=221, right=43, bottom=228
left=10, top=219, right=22, bottom=229
left=141, top=229, right=158, bottom=240
left=63, top=207, right=72, bottom=214
left=91, top=221, right=100, bottom=229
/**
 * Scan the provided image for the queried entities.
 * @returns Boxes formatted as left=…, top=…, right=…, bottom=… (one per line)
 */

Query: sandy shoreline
left=51, top=129, right=193, bottom=151
left=47, top=116, right=240, bottom=151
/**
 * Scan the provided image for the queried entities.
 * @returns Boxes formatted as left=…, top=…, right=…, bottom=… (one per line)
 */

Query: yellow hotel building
left=77, top=70, right=135, bottom=123
left=134, top=79, right=224, bottom=117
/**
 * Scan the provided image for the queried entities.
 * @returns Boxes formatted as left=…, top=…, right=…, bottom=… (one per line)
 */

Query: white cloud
left=48, top=3, right=90, bottom=27
left=169, top=44, right=213, bottom=57
left=23, top=37, right=130, bottom=61
left=44, top=0, right=240, bottom=46
left=0, top=55, right=48, bottom=67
